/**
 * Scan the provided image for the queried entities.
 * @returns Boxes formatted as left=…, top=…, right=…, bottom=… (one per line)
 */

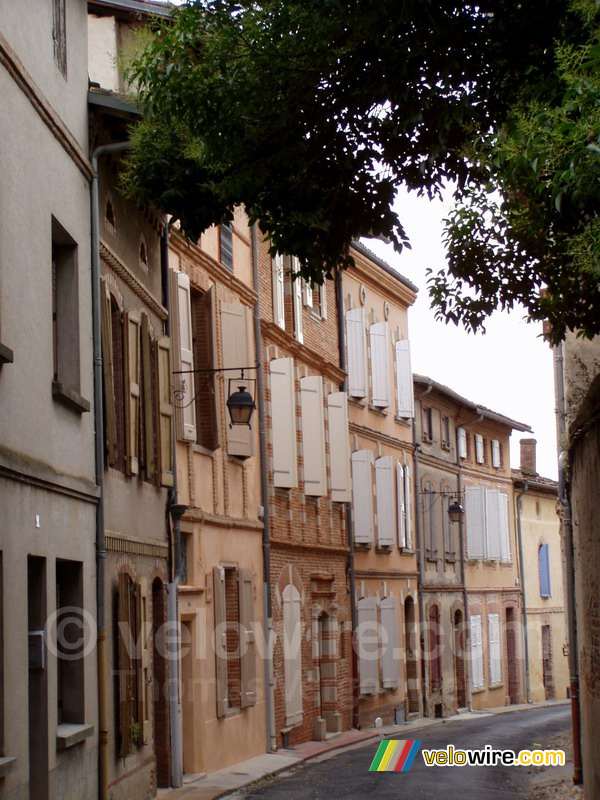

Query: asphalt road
left=236, top=705, right=571, bottom=799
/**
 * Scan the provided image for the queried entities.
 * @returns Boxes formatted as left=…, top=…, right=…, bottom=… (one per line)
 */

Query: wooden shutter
left=351, top=450, right=374, bottom=544
left=458, top=427, right=467, bottom=459
left=475, top=434, right=484, bottom=464
left=465, top=485, right=485, bottom=557
left=192, top=287, right=221, bottom=450
left=346, top=308, right=367, bottom=398
left=300, top=376, right=326, bottom=496
left=397, top=464, right=406, bottom=547
left=302, top=280, right=313, bottom=308
left=327, top=392, right=351, bottom=503
left=319, top=284, right=327, bottom=320
left=171, top=271, right=197, bottom=442
left=239, top=569, right=257, bottom=708
left=492, top=439, right=501, bottom=468
left=118, top=572, right=134, bottom=757
left=357, top=596, right=379, bottom=695
left=270, top=358, right=298, bottom=488
left=135, top=578, right=151, bottom=744
left=213, top=566, right=228, bottom=717
left=140, top=314, right=156, bottom=482
left=485, top=489, right=502, bottom=559
left=470, top=614, right=484, bottom=689
left=395, top=340, right=414, bottom=418
left=156, top=335, right=174, bottom=487
left=100, top=278, right=118, bottom=466
left=380, top=596, right=399, bottom=689
left=293, top=271, right=303, bottom=343
left=221, top=301, right=253, bottom=458
left=375, top=456, right=395, bottom=547
left=272, top=254, right=285, bottom=329
left=282, top=584, right=303, bottom=726
left=539, top=544, right=551, bottom=597
left=124, top=310, right=141, bottom=476
left=488, top=613, right=501, bottom=684
left=499, top=492, right=511, bottom=562
left=370, top=322, right=389, bottom=408
left=404, top=464, right=412, bottom=549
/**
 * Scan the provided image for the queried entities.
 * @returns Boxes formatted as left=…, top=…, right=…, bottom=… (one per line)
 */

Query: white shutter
left=485, top=489, right=502, bottom=560
left=475, top=434, right=484, bottom=464
left=221, top=302, right=253, bottom=458
left=351, top=450, right=374, bottom=544
left=470, top=614, right=484, bottom=689
left=319, top=284, right=327, bottom=319
left=270, top=358, right=298, bottom=488
left=499, top=492, right=511, bottom=562
left=375, top=456, right=395, bottom=547
left=370, top=322, right=389, bottom=408
left=380, top=596, right=399, bottom=689
left=397, top=464, right=406, bottom=548
left=302, top=280, right=313, bottom=307
left=404, top=464, right=413, bottom=549
left=458, top=427, right=467, bottom=459
left=357, top=597, right=380, bottom=695
left=282, top=584, right=303, bottom=726
left=300, top=376, right=326, bottom=496
left=327, top=392, right=351, bottom=502
left=346, top=308, right=367, bottom=398
left=488, top=613, right=501, bottom=685
left=492, top=439, right=500, bottom=468
left=465, top=485, right=485, bottom=558
left=395, top=339, right=414, bottom=418
left=175, top=272, right=197, bottom=441
left=272, top=254, right=285, bottom=329
left=293, top=270, right=303, bottom=344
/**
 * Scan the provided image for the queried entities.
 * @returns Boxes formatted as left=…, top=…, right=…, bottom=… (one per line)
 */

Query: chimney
left=520, top=438, right=537, bottom=475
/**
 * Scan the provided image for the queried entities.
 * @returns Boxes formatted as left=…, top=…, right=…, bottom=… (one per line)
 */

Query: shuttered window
left=282, top=584, right=303, bottom=726
left=357, top=596, right=379, bottom=695
left=499, top=493, right=511, bottom=562
left=192, top=287, right=221, bottom=450
left=465, top=485, right=485, bottom=558
left=397, top=464, right=406, bottom=548
left=100, top=279, right=118, bottom=468
left=220, top=223, right=233, bottom=271
left=395, top=339, right=414, bottom=418
left=488, top=613, right=502, bottom=685
left=443, top=487, right=454, bottom=557
left=117, top=573, right=149, bottom=755
left=124, top=310, right=141, bottom=475
left=491, top=439, right=501, bottom=468
left=327, top=392, right=351, bottom=503
left=458, top=427, right=467, bottom=459
left=429, top=605, right=441, bottom=690
left=170, top=271, right=197, bottom=442
left=221, top=302, right=253, bottom=458
left=346, top=308, right=367, bottom=398
left=380, top=596, right=400, bottom=689
left=140, top=313, right=156, bottom=483
left=404, top=464, right=413, bottom=549
left=539, top=543, right=551, bottom=598
left=293, top=272, right=303, bottom=343
left=375, top=456, right=395, bottom=547
left=156, top=336, right=174, bottom=487
left=370, top=322, right=390, bottom=408
left=272, top=254, right=285, bottom=329
left=302, top=280, right=313, bottom=308
left=475, top=434, right=484, bottom=464
left=485, top=489, right=502, bottom=559
left=270, top=358, right=297, bottom=488
left=352, top=450, right=374, bottom=544
left=423, top=481, right=437, bottom=557
left=239, top=569, right=257, bottom=709
left=300, top=376, right=326, bottom=496
left=470, top=614, right=484, bottom=689
left=466, top=486, right=510, bottom=561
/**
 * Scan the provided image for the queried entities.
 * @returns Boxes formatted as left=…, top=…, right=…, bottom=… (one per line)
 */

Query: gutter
left=454, top=429, right=472, bottom=711
left=252, top=225, right=276, bottom=751
left=515, top=482, right=531, bottom=704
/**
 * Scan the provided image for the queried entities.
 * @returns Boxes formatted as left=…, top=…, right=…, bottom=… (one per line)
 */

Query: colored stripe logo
left=369, top=739, right=422, bottom=772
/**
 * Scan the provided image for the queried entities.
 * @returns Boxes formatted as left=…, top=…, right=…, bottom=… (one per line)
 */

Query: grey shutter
left=380, top=596, right=400, bottom=689
left=239, top=569, right=257, bottom=708
left=470, top=614, right=484, bottom=689
left=375, top=456, right=395, bottom=547
left=499, top=492, right=511, bottom=562
left=397, top=464, right=406, bottom=548
left=272, top=254, right=285, bottom=329
left=300, top=376, right=326, bottom=496
left=124, top=309, right=141, bottom=475
left=352, top=450, right=374, bottom=544
left=465, top=485, right=485, bottom=558
left=346, top=308, right=367, bottom=398
left=221, top=301, right=253, bottom=458
left=370, top=322, right=389, bottom=407
left=395, top=339, right=414, bottom=417
left=174, top=271, right=197, bottom=441
left=282, top=584, right=303, bottom=725
left=213, top=566, right=228, bottom=717
left=485, top=489, right=502, bottom=559
left=404, top=464, right=413, bottom=549
left=492, top=439, right=501, bottom=468
left=270, top=358, right=298, bottom=488
left=458, top=427, right=467, bottom=459
left=156, top=336, right=174, bottom=487
left=357, top=596, right=380, bottom=695
left=539, top=544, right=551, bottom=597
left=475, top=434, right=484, bottom=464
left=327, top=392, right=351, bottom=502
left=488, top=613, right=501, bottom=684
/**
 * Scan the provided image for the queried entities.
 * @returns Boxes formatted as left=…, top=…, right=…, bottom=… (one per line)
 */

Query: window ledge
left=354, top=541, right=372, bottom=551
left=348, top=396, right=366, bottom=407
left=400, top=547, right=415, bottom=555
left=57, top=723, right=94, bottom=750
left=471, top=686, right=486, bottom=694
left=0, top=757, right=16, bottom=778
left=368, top=404, right=388, bottom=416
left=0, top=342, right=13, bottom=365
left=394, top=415, right=412, bottom=426
left=52, top=382, right=91, bottom=413
left=375, top=544, right=393, bottom=554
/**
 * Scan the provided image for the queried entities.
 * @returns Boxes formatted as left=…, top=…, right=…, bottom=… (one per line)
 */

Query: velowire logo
left=369, top=739, right=422, bottom=772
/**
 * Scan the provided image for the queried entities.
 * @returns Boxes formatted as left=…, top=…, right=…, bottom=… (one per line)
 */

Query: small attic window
left=105, top=197, right=116, bottom=233
left=139, top=237, right=148, bottom=271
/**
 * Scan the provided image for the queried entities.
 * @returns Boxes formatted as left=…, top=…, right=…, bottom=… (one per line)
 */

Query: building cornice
left=183, top=507, right=263, bottom=532
left=261, top=321, right=346, bottom=385
left=0, top=445, right=99, bottom=503
left=349, top=421, right=413, bottom=453
left=100, top=241, right=168, bottom=320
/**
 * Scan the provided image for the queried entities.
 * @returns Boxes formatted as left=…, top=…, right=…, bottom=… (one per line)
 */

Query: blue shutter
left=539, top=544, right=551, bottom=598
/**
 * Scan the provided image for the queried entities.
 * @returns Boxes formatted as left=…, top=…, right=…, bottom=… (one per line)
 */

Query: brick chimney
left=520, top=438, right=537, bottom=475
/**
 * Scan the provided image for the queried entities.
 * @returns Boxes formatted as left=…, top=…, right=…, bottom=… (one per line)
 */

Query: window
left=429, top=605, right=441, bottom=690
left=465, top=486, right=511, bottom=561
left=475, top=433, right=485, bottom=464
left=52, top=0, right=67, bottom=77
left=539, top=543, right=552, bottom=598
left=380, top=597, right=400, bottom=689
left=105, top=196, right=116, bottom=233
left=327, top=393, right=351, bottom=503
left=272, top=255, right=285, bottom=330
left=397, top=464, right=412, bottom=549
left=491, top=439, right=502, bottom=468
left=220, top=223, right=233, bottom=271
left=291, top=258, right=303, bottom=343
left=423, top=481, right=437, bottom=558
left=346, top=308, right=368, bottom=398
left=221, top=302, right=253, bottom=458
left=422, top=407, right=433, bottom=442
left=357, top=596, right=379, bottom=695
left=441, top=415, right=451, bottom=449
left=375, top=456, right=395, bottom=547
left=139, top=237, right=148, bottom=271
left=352, top=450, right=374, bottom=544
left=171, top=271, right=196, bottom=442
left=192, top=287, right=220, bottom=450
left=270, top=358, right=297, bottom=487
left=302, top=280, right=313, bottom=308
left=56, top=560, right=84, bottom=725
left=314, top=283, right=327, bottom=319
left=470, top=614, right=484, bottom=689
left=458, top=427, right=468, bottom=459
left=300, top=376, right=326, bottom=496
left=370, top=322, right=389, bottom=407
left=52, top=218, right=87, bottom=410
left=213, top=566, right=256, bottom=717
left=442, top=487, right=455, bottom=559
left=282, top=583, right=303, bottom=724
left=488, top=613, right=502, bottom=684
left=395, top=340, right=414, bottom=418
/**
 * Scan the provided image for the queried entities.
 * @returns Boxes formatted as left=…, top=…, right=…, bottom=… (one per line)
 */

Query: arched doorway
left=454, top=609, right=466, bottom=708
left=404, top=597, right=419, bottom=714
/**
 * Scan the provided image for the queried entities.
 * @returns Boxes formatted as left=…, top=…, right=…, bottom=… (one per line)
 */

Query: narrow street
left=236, top=706, right=571, bottom=799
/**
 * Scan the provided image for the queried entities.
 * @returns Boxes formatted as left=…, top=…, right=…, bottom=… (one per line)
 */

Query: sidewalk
left=158, top=700, right=569, bottom=800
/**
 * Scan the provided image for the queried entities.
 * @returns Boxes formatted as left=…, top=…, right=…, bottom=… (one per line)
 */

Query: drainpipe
left=515, top=482, right=531, bottom=704
left=251, top=225, right=276, bottom=751
left=335, top=270, right=360, bottom=729
left=555, top=342, right=582, bottom=784
left=413, top=381, right=432, bottom=717
left=454, top=429, right=472, bottom=711
left=91, top=140, right=132, bottom=800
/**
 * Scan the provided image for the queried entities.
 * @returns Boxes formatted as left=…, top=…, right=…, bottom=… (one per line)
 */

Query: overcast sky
left=361, top=187, right=558, bottom=480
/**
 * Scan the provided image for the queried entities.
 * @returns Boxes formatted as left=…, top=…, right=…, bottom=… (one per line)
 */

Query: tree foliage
left=122, top=0, right=596, bottom=339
